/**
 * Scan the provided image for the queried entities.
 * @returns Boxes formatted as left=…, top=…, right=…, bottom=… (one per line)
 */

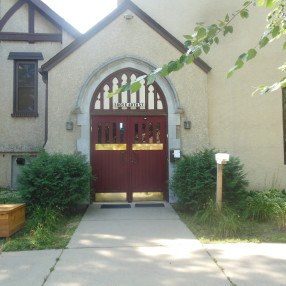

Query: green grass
left=0, top=209, right=85, bottom=252
left=0, top=188, right=23, bottom=204
left=176, top=208, right=286, bottom=243
left=0, top=188, right=86, bottom=252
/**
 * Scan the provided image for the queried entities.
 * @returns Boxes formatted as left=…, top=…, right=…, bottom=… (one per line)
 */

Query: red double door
left=91, top=116, right=167, bottom=202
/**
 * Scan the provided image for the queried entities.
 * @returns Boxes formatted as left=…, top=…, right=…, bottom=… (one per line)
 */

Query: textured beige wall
left=131, top=0, right=286, bottom=190
left=0, top=0, right=77, bottom=187
left=45, top=10, right=208, bottom=155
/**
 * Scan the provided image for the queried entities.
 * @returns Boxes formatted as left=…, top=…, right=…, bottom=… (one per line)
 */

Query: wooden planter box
left=0, top=204, right=26, bottom=240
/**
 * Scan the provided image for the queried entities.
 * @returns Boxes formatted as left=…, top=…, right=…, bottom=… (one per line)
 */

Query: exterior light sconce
left=184, top=120, right=191, bottom=129
left=66, top=120, right=74, bottom=130
left=215, top=153, right=230, bottom=211
left=124, top=14, right=134, bottom=20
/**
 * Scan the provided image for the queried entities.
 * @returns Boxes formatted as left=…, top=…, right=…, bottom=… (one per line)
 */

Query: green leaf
left=193, top=48, right=202, bottom=58
left=255, top=0, right=264, bottom=6
left=227, top=70, right=235, bottom=78
left=223, top=26, right=233, bottom=36
left=207, top=28, right=217, bottom=38
left=235, top=60, right=244, bottom=69
left=243, top=1, right=252, bottom=5
left=202, top=44, right=210, bottom=54
left=175, top=62, right=184, bottom=71
left=237, top=53, right=248, bottom=62
left=266, top=0, right=277, bottom=8
left=271, top=26, right=280, bottom=38
left=196, top=27, right=207, bottom=39
left=160, top=65, right=169, bottom=77
left=107, top=87, right=122, bottom=98
left=259, top=36, right=269, bottom=48
left=186, top=54, right=195, bottom=64
left=184, top=40, right=192, bottom=47
left=225, top=13, right=230, bottom=22
left=167, top=61, right=178, bottom=73
left=131, top=82, right=141, bottom=93
left=121, top=83, right=131, bottom=92
left=214, top=37, right=219, bottom=44
left=240, top=9, right=249, bottom=18
left=183, top=35, right=193, bottom=39
left=147, top=74, right=156, bottom=85
left=283, top=42, right=286, bottom=50
left=247, top=49, right=257, bottom=61
left=179, top=54, right=189, bottom=64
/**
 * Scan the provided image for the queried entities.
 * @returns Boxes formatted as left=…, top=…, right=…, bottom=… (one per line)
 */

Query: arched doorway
left=90, top=68, right=168, bottom=202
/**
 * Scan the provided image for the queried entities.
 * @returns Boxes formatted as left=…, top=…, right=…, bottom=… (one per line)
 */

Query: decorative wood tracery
left=90, top=68, right=167, bottom=116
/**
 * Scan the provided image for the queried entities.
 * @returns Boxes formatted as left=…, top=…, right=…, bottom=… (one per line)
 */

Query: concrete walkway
left=1, top=203, right=286, bottom=286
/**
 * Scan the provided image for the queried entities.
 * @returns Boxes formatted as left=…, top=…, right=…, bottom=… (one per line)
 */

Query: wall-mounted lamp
left=66, top=120, right=74, bottom=130
left=124, top=13, right=134, bottom=20
left=184, top=120, right=191, bottom=129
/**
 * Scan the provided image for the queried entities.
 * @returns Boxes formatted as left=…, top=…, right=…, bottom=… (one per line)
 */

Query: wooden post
left=216, top=163, right=223, bottom=211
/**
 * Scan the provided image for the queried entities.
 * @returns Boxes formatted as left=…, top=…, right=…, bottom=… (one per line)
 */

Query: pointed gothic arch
left=90, top=68, right=167, bottom=116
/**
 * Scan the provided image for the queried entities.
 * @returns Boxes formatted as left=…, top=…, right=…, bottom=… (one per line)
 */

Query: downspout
left=40, top=70, right=48, bottom=147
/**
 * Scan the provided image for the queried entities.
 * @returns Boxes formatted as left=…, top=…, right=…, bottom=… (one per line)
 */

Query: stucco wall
left=130, top=0, right=286, bottom=190
left=0, top=0, right=77, bottom=187
left=45, top=10, right=209, bottom=159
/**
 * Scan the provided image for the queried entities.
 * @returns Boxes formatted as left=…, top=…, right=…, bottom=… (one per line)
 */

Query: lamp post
left=215, top=153, right=230, bottom=211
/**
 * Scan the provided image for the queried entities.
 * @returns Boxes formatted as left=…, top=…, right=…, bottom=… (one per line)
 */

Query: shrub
left=17, top=150, right=92, bottom=212
left=244, top=189, right=286, bottom=229
left=170, top=148, right=248, bottom=213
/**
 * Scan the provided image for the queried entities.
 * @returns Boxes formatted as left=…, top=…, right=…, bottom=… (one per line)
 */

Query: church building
left=0, top=0, right=285, bottom=202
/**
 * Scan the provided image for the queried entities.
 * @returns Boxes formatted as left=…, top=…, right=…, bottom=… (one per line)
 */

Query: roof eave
left=41, top=0, right=211, bottom=73
left=29, top=0, right=81, bottom=38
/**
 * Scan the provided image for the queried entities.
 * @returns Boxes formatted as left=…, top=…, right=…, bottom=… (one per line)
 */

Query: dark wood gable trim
left=0, top=0, right=80, bottom=43
left=41, top=0, right=211, bottom=73
left=29, top=0, right=81, bottom=38
left=0, top=0, right=27, bottom=31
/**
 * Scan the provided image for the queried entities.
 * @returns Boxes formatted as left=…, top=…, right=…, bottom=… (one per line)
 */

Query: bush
left=17, top=150, right=92, bottom=212
left=243, top=189, right=286, bottom=229
left=170, top=148, right=248, bottom=213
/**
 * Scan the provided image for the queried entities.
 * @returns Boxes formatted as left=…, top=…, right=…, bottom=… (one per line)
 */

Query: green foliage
left=1, top=207, right=85, bottom=251
left=17, top=150, right=92, bottom=212
left=244, top=189, right=286, bottom=229
left=170, top=149, right=248, bottom=213
left=0, top=188, right=23, bottom=204
left=108, top=0, right=286, bottom=97
left=194, top=199, right=241, bottom=238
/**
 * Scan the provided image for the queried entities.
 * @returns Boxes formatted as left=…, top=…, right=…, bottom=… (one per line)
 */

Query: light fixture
left=66, top=121, right=74, bottom=130
left=184, top=120, right=191, bottom=129
left=124, top=13, right=134, bottom=20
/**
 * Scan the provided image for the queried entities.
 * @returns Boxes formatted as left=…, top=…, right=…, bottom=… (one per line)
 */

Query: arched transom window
left=90, top=68, right=167, bottom=115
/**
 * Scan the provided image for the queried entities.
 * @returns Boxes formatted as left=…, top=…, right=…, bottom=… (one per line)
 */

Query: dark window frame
left=11, top=60, right=39, bottom=117
left=283, top=89, right=286, bottom=164
left=8, top=52, right=43, bottom=118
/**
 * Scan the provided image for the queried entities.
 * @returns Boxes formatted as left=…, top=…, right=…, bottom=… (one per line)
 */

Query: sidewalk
left=0, top=202, right=286, bottom=286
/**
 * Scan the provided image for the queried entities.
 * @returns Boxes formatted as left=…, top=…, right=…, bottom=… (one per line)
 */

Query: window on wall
left=8, top=52, right=43, bottom=117
left=283, top=89, right=286, bottom=164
